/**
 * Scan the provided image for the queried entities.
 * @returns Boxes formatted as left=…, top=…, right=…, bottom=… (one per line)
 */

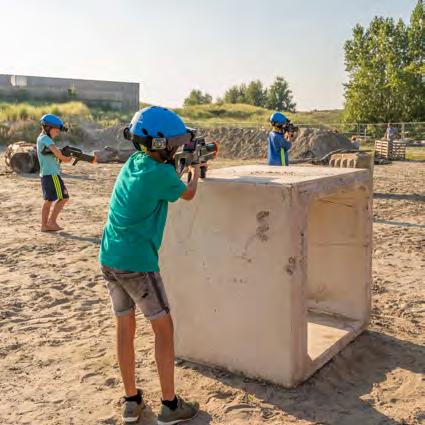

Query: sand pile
left=201, top=127, right=268, bottom=159
left=201, top=127, right=353, bottom=160
left=77, top=123, right=127, bottom=150
left=84, top=125, right=353, bottom=162
left=289, top=128, right=354, bottom=160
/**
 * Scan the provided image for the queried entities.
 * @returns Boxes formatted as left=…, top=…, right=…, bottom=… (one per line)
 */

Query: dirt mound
left=201, top=127, right=353, bottom=160
left=201, top=127, right=268, bottom=159
left=289, top=128, right=353, bottom=160
left=81, top=125, right=353, bottom=162
left=77, top=123, right=127, bottom=150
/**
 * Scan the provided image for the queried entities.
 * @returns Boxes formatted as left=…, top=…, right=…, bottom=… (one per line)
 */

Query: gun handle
left=200, top=166, right=207, bottom=179
left=187, top=170, right=192, bottom=183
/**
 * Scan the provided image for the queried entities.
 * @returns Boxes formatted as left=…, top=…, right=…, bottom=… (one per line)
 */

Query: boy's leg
left=116, top=311, right=138, bottom=397
left=48, top=199, right=68, bottom=230
left=47, top=175, right=69, bottom=230
left=151, top=314, right=175, bottom=401
left=153, top=314, right=199, bottom=425
left=41, top=200, right=53, bottom=231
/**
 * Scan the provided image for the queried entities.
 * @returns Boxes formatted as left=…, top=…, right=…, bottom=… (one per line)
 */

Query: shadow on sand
left=178, top=331, right=425, bottom=425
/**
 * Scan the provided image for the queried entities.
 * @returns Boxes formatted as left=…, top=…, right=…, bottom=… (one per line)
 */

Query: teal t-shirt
left=99, top=152, right=186, bottom=272
left=36, top=134, right=60, bottom=176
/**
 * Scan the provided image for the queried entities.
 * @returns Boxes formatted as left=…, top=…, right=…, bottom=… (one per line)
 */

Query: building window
left=10, top=75, right=27, bottom=87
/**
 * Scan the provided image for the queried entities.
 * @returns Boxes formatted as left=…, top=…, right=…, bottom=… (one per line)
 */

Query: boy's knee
left=151, top=314, right=174, bottom=335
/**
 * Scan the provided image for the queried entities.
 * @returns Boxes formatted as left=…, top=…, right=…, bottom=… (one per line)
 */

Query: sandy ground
left=0, top=157, right=424, bottom=425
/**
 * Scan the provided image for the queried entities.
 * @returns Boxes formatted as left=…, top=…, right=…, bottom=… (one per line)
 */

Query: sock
left=162, top=396, right=178, bottom=411
left=125, top=390, right=142, bottom=405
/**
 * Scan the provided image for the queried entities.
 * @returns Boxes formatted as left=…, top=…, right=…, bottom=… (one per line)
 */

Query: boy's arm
left=282, top=133, right=294, bottom=151
left=48, top=145, right=73, bottom=163
left=282, top=139, right=292, bottom=151
left=180, top=164, right=200, bottom=201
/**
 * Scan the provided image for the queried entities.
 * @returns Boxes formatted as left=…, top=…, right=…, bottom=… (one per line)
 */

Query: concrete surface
left=0, top=74, right=139, bottom=111
left=161, top=165, right=373, bottom=387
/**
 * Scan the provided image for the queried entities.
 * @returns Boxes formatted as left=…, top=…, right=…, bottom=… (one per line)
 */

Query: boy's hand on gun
left=62, top=155, right=73, bottom=163
left=181, top=164, right=202, bottom=201
left=189, top=163, right=201, bottom=177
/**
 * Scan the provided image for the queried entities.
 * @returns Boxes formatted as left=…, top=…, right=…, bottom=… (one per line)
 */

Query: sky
left=0, top=0, right=418, bottom=111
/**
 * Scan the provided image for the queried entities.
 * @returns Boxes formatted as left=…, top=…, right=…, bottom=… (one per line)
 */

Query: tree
left=266, top=76, right=296, bottom=112
left=222, top=77, right=296, bottom=109
left=406, top=0, right=425, bottom=120
left=343, top=0, right=425, bottom=123
left=183, top=89, right=212, bottom=106
left=245, top=80, right=267, bottom=107
left=223, top=84, right=248, bottom=104
left=223, top=85, right=239, bottom=103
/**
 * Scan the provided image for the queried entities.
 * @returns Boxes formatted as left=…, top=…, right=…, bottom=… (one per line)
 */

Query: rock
left=4, top=141, right=40, bottom=174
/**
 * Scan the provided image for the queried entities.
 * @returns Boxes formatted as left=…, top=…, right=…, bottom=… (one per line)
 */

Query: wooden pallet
left=375, top=140, right=406, bottom=160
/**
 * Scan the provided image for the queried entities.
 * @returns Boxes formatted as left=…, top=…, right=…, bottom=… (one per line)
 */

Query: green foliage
left=222, top=76, right=295, bottom=112
left=0, top=101, right=91, bottom=122
left=223, top=84, right=247, bottom=104
left=183, top=89, right=212, bottom=106
left=343, top=0, right=425, bottom=123
left=266, top=76, right=296, bottom=112
left=174, top=103, right=341, bottom=127
left=245, top=80, right=267, bottom=107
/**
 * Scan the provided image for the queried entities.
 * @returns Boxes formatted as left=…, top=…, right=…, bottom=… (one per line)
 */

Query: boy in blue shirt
left=267, top=112, right=295, bottom=166
left=99, top=107, right=200, bottom=424
left=37, top=114, right=72, bottom=232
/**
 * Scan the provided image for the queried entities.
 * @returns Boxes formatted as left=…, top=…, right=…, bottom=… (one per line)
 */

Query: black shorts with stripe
left=41, top=175, right=69, bottom=201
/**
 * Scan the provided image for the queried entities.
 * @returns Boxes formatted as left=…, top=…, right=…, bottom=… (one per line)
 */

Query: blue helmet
left=40, top=114, right=68, bottom=132
left=123, top=106, right=192, bottom=151
left=270, top=112, right=288, bottom=126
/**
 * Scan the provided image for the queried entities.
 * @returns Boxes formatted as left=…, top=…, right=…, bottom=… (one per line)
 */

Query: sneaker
left=157, top=396, right=199, bottom=425
left=121, top=389, right=145, bottom=423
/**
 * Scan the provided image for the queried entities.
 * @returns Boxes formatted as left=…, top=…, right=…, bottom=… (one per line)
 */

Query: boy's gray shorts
left=101, top=265, right=170, bottom=321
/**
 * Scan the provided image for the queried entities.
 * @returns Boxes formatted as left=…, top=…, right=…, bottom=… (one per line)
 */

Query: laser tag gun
left=61, top=146, right=96, bottom=166
left=283, top=120, right=299, bottom=134
left=42, top=145, right=96, bottom=166
left=174, top=130, right=219, bottom=179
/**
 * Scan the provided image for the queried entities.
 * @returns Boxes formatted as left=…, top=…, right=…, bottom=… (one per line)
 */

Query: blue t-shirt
left=36, top=134, right=60, bottom=176
left=267, top=131, right=292, bottom=166
left=99, top=152, right=186, bottom=272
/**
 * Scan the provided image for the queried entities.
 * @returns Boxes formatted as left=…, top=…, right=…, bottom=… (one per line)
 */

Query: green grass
left=174, top=103, right=343, bottom=127
left=406, top=147, right=425, bottom=161
left=0, top=100, right=343, bottom=128
left=361, top=141, right=425, bottom=161
left=0, top=101, right=91, bottom=122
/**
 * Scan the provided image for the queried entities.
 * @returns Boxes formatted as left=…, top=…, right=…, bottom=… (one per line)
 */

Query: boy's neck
left=146, top=150, right=163, bottom=163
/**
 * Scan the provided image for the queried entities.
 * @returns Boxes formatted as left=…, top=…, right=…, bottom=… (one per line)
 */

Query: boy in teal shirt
left=99, top=107, right=200, bottom=424
left=37, top=114, right=72, bottom=232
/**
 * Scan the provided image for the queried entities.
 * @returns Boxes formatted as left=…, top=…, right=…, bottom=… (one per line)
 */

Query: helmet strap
left=133, top=141, right=143, bottom=151
left=42, top=125, right=52, bottom=138
left=158, top=146, right=178, bottom=162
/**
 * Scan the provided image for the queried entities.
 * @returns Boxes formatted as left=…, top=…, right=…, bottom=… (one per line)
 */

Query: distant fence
left=187, top=120, right=425, bottom=141
left=299, top=122, right=425, bottom=141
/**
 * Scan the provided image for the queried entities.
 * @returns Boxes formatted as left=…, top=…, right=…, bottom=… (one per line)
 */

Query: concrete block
left=329, top=152, right=374, bottom=174
left=161, top=165, right=372, bottom=387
